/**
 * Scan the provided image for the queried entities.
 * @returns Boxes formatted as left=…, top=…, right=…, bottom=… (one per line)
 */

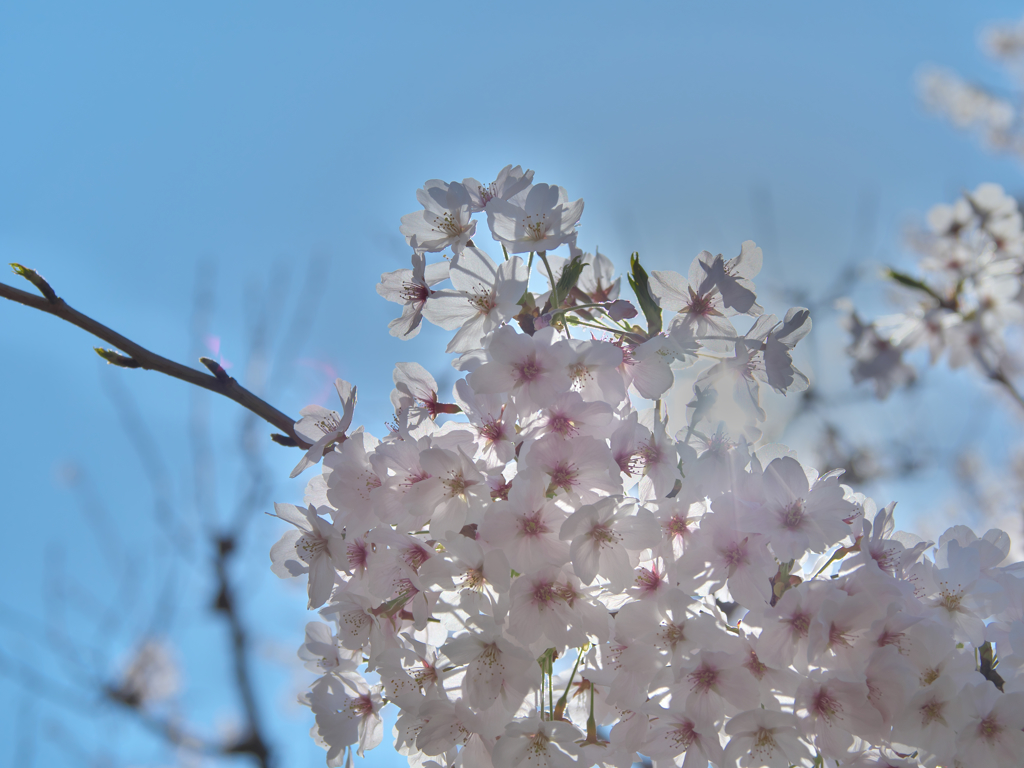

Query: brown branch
left=213, top=535, right=271, bottom=768
left=0, top=645, right=227, bottom=760
left=0, top=267, right=310, bottom=449
left=990, top=368, right=1024, bottom=415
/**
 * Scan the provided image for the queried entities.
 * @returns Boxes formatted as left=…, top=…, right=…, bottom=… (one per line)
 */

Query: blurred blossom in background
left=3, top=2, right=1024, bottom=765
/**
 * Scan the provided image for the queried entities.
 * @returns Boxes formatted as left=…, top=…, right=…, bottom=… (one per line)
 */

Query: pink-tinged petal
left=308, top=553, right=337, bottom=609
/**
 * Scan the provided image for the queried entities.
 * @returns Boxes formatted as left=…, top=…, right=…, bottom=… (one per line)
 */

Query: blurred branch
left=0, top=267, right=309, bottom=449
left=990, top=367, right=1024, bottom=414
left=212, top=535, right=271, bottom=768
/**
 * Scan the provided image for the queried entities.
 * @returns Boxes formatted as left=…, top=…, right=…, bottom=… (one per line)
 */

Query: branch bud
left=94, top=347, right=141, bottom=368
left=10, top=263, right=58, bottom=303
left=199, top=356, right=231, bottom=383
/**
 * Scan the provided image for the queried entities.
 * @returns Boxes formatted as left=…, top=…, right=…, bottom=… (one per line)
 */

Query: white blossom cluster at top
left=843, top=182, right=1024, bottom=400
left=272, top=166, right=1024, bottom=768
left=918, top=15, right=1024, bottom=160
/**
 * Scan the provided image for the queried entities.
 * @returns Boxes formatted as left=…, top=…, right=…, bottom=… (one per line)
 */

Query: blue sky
left=2, top=2, right=1024, bottom=766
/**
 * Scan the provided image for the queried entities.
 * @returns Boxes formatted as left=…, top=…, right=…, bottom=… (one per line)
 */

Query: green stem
left=548, top=658, right=554, bottom=720
left=538, top=251, right=560, bottom=309
left=553, top=646, right=586, bottom=721
left=567, top=317, right=640, bottom=339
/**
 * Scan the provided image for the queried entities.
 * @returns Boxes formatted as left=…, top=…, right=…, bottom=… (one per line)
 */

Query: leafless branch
left=0, top=266, right=309, bottom=449
left=212, top=535, right=272, bottom=768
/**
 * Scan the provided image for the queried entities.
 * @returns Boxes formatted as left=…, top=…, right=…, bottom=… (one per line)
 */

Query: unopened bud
left=11, top=263, right=58, bottom=303
left=606, top=299, right=638, bottom=320
left=94, top=347, right=141, bottom=368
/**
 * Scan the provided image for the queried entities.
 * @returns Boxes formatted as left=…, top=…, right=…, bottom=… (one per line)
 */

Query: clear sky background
left=2, top=2, right=1024, bottom=766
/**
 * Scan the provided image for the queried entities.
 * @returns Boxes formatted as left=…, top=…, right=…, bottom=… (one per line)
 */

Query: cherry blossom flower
left=490, top=713, right=581, bottom=768
left=442, top=617, right=539, bottom=712
left=794, top=674, right=883, bottom=759
left=486, top=183, right=584, bottom=254
left=725, top=708, right=813, bottom=768
left=520, top=434, right=622, bottom=505
left=376, top=252, right=450, bottom=339
left=559, top=496, right=659, bottom=591
left=270, top=502, right=344, bottom=609
left=953, top=681, right=1024, bottom=768
left=423, top=247, right=529, bottom=353
left=306, top=674, right=384, bottom=762
left=389, top=362, right=457, bottom=436
left=470, top=326, right=572, bottom=410
left=400, top=179, right=477, bottom=255
left=290, top=378, right=357, bottom=478
left=463, top=164, right=535, bottom=212
left=746, top=456, right=855, bottom=562
left=478, top=470, right=571, bottom=573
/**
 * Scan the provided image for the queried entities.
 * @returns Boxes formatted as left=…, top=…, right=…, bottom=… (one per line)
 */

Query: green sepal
left=978, top=641, right=1006, bottom=692
left=555, top=253, right=587, bottom=305
left=627, top=252, right=662, bottom=336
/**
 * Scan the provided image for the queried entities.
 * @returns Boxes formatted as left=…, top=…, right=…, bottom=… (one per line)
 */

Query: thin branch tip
left=199, top=356, right=232, bottom=383
left=94, top=348, right=141, bottom=369
left=10, top=263, right=58, bottom=303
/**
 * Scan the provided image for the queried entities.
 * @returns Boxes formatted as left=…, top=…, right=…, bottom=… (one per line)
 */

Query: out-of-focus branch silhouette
left=0, top=256, right=333, bottom=767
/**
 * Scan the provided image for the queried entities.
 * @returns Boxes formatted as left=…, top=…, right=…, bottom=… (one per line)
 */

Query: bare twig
left=991, top=367, right=1024, bottom=414
left=212, top=535, right=271, bottom=768
left=0, top=268, right=310, bottom=448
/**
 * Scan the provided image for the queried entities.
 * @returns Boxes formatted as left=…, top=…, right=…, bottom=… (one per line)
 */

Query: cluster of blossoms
left=273, top=168, right=1024, bottom=767
left=843, top=183, right=1024, bottom=400
left=918, top=14, right=1024, bottom=160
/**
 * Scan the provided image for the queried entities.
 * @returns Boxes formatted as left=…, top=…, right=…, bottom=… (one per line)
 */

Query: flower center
left=470, top=290, right=496, bottom=315
left=920, top=698, right=947, bottom=727
left=514, top=358, right=543, bottom=383
left=670, top=721, right=696, bottom=749
left=666, top=515, right=690, bottom=538
left=548, top=413, right=577, bottom=437
left=787, top=611, right=811, bottom=638
left=548, top=461, right=579, bottom=490
left=634, top=566, right=664, bottom=595
left=745, top=649, right=769, bottom=680
left=781, top=499, right=805, bottom=530
left=685, top=288, right=719, bottom=318
left=688, top=663, right=719, bottom=694
left=296, top=534, right=325, bottom=564
left=570, top=362, right=592, bottom=387
left=519, top=511, right=550, bottom=537
left=403, top=545, right=430, bottom=571
left=813, top=689, right=842, bottom=722
left=977, top=714, right=1004, bottom=743
left=752, top=726, right=778, bottom=754
left=442, top=470, right=469, bottom=499
left=478, top=417, right=506, bottom=444
left=659, top=622, right=686, bottom=648
left=314, top=411, right=343, bottom=435
left=590, top=523, right=617, bottom=544
left=522, top=213, right=550, bottom=242
left=532, top=580, right=558, bottom=606
left=431, top=212, right=466, bottom=237
left=400, top=281, right=429, bottom=304
left=722, top=540, right=748, bottom=568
